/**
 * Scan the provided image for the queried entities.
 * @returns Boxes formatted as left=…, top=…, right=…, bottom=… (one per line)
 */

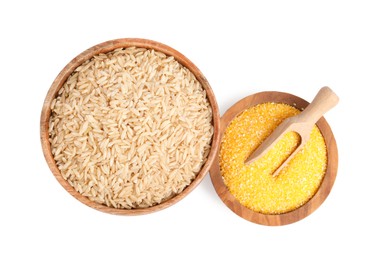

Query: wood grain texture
left=209, top=91, right=338, bottom=226
left=40, top=38, right=220, bottom=215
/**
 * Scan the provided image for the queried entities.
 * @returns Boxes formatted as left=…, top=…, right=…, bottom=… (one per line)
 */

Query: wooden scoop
left=245, top=86, right=339, bottom=177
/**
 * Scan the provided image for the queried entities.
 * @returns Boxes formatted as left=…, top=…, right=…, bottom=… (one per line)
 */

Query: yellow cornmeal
left=220, top=103, right=327, bottom=214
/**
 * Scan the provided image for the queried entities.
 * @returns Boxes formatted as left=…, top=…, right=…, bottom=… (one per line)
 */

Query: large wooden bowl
left=209, top=91, right=338, bottom=225
left=40, top=38, right=220, bottom=215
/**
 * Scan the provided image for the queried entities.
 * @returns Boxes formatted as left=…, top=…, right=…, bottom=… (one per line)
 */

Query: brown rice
left=49, top=47, right=213, bottom=209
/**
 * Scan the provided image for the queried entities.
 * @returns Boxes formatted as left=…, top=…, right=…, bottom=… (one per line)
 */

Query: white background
left=1, top=0, right=377, bottom=259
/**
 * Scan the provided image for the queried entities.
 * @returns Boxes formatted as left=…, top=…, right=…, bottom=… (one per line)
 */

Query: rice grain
left=49, top=47, right=213, bottom=209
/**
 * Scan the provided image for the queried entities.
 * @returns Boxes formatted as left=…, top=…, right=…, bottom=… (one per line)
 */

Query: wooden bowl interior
left=209, top=91, right=338, bottom=225
left=41, top=38, right=220, bottom=215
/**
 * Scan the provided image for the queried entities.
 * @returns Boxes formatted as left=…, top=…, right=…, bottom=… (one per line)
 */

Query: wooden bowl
left=209, top=91, right=338, bottom=225
left=40, top=38, right=220, bottom=215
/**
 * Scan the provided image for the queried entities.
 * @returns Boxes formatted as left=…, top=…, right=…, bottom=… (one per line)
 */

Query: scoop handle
left=298, top=86, right=339, bottom=124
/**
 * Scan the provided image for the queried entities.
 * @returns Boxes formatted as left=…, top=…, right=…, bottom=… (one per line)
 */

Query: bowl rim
left=40, top=38, right=221, bottom=215
left=209, top=91, right=338, bottom=225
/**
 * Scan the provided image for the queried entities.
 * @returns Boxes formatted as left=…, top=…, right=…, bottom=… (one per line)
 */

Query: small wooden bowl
left=209, top=91, right=338, bottom=225
left=40, top=38, right=220, bottom=215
